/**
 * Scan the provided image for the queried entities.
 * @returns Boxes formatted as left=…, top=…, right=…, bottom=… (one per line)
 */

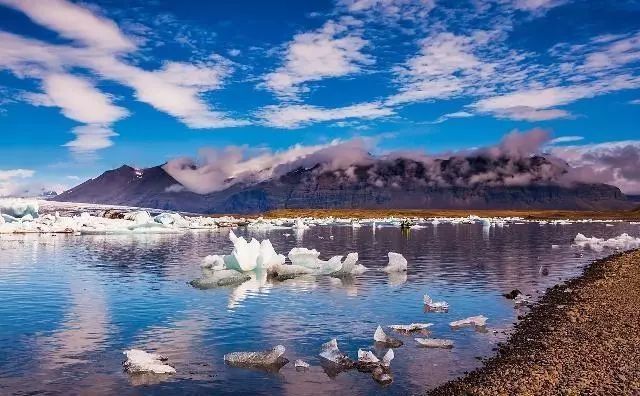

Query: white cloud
left=510, top=0, right=568, bottom=12
left=549, top=135, right=584, bottom=144
left=0, top=0, right=245, bottom=154
left=631, top=99, right=640, bottom=105
left=0, top=0, right=135, bottom=52
left=262, top=17, right=373, bottom=99
left=64, top=125, right=119, bottom=154
left=0, top=168, right=35, bottom=197
left=430, top=111, right=475, bottom=124
left=339, top=0, right=436, bottom=21
left=0, top=169, right=35, bottom=181
left=258, top=101, right=393, bottom=129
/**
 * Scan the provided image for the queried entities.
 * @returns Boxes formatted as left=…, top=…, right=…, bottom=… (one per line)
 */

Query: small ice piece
left=415, top=338, right=454, bottom=349
left=358, top=349, right=380, bottom=364
left=373, top=325, right=403, bottom=347
left=319, top=339, right=354, bottom=368
left=450, top=315, right=488, bottom=328
left=573, top=233, right=640, bottom=252
left=224, top=345, right=288, bottom=369
left=123, top=349, right=176, bottom=374
left=551, top=244, right=560, bottom=249
left=201, top=255, right=225, bottom=269
left=388, top=323, right=433, bottom=332
left=295, top=359, right=310, bottom=370
left=381, top=349, right=394, bottom=367
left=189, top=269, right=252, bottom=289
left=423, top=294, right=449, bottom=312
left=382, top=252, right=407, bottom=273
left=331, top=252, right=367, bottom=276
left=288, top=248, right=322, bottom=269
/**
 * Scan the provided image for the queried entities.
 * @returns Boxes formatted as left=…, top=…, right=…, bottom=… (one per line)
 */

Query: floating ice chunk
left=224, top=345, right=288, bottom=369
left=256, top=239, right=286, bottom=271
left=450, top=315, right=488, bottom=328
left=123, top=349, right=176, bottom=374
left=319, top=339, right=354, bottom=368
left=331, top=252, right=367, bottom=276
left=573, top=233, right=640, bottom=251
left=388, top=323, right=433, bottom=332
left=358, top=349, right=380, bottom=364
left=271, top=263, right=315, bottom=280
left=423, top=294, right=449, bottom=312
left=190, top=269, right=252, bottom=289
left=224, top=231, right=261, bottom=272
left=295, top=359, right=310, bottom=370
left=288, top=248, right=322, bottom=269
left=551, top=244, right=560, bottom=249
left=374, top=325, right=403, bottom=347
left=415, top=338, right=454, bottom=348
left=0, top=199, right=39, bottom=218
left=381, top=349, right=394, bottom=367
left=383, top=252, right=407, bottom=273
left=431, top=219, right=440, bottom=225
left=201, top=255, right=225, bottom=269
left=123, top=211, right=152, bottom=224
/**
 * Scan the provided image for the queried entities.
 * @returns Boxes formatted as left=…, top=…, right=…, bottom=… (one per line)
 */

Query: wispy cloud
left=258, top=101, right=393, bottom=129
left=262, top=17, right=373, bottom=100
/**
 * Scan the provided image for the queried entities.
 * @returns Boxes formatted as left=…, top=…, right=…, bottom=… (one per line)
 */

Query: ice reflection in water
left=1, top=222, right=639, bottom=395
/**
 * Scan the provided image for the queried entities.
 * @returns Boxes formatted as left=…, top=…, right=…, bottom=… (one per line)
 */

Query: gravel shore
left=429, top=249, right=640, bottom=396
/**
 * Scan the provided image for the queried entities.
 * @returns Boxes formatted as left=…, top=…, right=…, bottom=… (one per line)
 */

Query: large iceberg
left=0, top=199, right=39, bottom=219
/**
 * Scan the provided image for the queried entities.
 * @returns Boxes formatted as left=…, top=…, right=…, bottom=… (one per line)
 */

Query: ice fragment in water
left=415, top=338, right=454, bottom=348
left=573, top=233, right=640, bottom=252
left=288, top=247, right=321, bottom=269
left=224, top=231, right=261, bottom=272
left=382, top=252, right=407, bottom=273
left=201, top=254, right=225, bottom=270
left=423, top=294, right=449, bottom=312
left=294, top=359, right=310, bottom=370
left=123, top=349, right=176, bottom=374
left=332, top=252, right=367, bottom=276
left=224, top=345, right=288, bottom=369
left=319, top=339, right=354, bottom=368
left=388, top=323, right=433, bottom=332
left=189, top=269, right=251, bottom=289
left=450, top=315, right=488, bottom=328
left=373, top=325, right=403, bottom=347
left=358, top=349, right=380, bottom=364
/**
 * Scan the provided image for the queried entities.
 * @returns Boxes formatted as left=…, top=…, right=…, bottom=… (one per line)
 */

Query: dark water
left=1, top=221, right=638, bottom=395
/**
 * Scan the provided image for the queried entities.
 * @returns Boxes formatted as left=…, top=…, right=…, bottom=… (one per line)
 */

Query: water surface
left=1, top=221, right=638, bottom=395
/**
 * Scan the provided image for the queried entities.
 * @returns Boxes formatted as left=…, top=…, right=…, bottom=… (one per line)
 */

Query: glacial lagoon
left=1, top=221, right=639, bottom=395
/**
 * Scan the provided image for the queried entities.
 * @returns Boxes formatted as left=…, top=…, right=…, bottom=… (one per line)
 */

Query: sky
left=0, top=0, right=639, bottom=196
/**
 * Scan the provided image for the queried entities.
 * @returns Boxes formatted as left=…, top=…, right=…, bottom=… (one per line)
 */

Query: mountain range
left=53, top=155, right=635, bottom=213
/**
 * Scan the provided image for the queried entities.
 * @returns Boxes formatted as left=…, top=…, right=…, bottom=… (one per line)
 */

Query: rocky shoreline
left=429, top=249, right=640, bottom=396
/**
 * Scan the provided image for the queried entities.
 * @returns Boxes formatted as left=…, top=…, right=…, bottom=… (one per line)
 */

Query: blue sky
left=0, top=0, right=639, bottom=195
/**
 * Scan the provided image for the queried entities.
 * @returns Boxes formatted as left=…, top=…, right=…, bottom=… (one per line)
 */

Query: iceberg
left=224, top=345, right=289, bottom=369
left=373, top=325, right=403, bottom=348
left=319, top=339, right=354, bottom=368
left=381, top=349, right=394, bottom=367
left=0, top=199, right=39, bottom=219
left=224, top=231, right=261, bottom=272
left=123, top=349, right=176, bottom=374
left=388, top=323, right=433, bottom=332
left=382, top=252, right=407, bottom=273
left=450, top=315, right=488, bottom=328
left=423, top=294, right=449, bottom=312
left=415, top=338, right=454, bottom=348
left=256, top=239, right=286, bottom=271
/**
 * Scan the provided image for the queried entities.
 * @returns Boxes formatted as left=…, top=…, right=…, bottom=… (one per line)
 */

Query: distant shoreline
left=264, top=208, right=640, bottom=221
left=428, top=249, right=640, bottom=395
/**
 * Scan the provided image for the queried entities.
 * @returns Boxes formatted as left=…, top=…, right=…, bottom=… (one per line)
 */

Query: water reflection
left=0, top=222, right=638, bottom=394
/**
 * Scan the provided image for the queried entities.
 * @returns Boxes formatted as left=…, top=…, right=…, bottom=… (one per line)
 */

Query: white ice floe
left=415, top=338, right=454, bottom=348
left=224, top=345, right=287, bottom=367
left=331, top=253, right=368, bottom=275
left=288, top=248, right=322, bottom=268
left=423, top=294, right=449, bottom=312
left=382, top=252, right=407, bottom=273
left=295, top=359, right=310, bottom=369
left=373, top=325, right=403, bottom=347
left=388, top=323, right=433, bottom=332
left=358, top=349, right=380, bottom=364
left=319, top=339, right=353, bottom=366
left=573, top=233, right=640, bottom=252
left=123, top=349, right=176, bottom=374
left=381, top=349, right=394, bottom=367
left=450, top=315, right=488, bottom=328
